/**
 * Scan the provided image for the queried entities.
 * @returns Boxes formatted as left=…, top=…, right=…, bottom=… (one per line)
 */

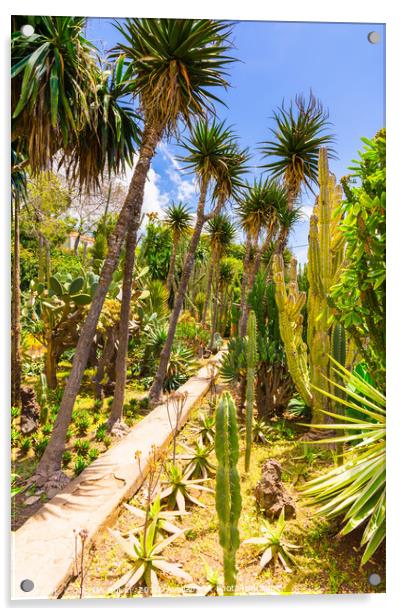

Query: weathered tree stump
left=255, top=459, right=296, bottom=520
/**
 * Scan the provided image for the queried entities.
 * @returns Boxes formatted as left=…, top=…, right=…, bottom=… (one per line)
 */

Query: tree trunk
left=108, top=215, right=140, bottom=428
left=238, top=236, right=252, bottom=337
left=94, top=325, right=118, bottom=400
left=35, top=123, right=162, bottom=479
left=73, top=232, right=81, bottom=256
left=45, top=337, right=58, bottom=390
left=11, top=197, right=21, bottom=407
left=166, top=233, right=178, bottom=296
left=149, top=179, right=208, bottom=403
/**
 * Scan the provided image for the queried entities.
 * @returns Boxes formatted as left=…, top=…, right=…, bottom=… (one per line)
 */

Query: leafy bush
left=74, top=439, right=90, bottom=457
left=301, top=357, right=385, bottom=564
left=74, top=457, right=87, bottom=476
left=62, top=450, right=73, bottom=467
left=33, top=436, right=50, bottom=459
left=20, top=436, right=32, bottom=454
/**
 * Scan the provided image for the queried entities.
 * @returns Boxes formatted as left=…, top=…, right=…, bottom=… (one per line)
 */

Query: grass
left=62, top=386, right=385, bottom=599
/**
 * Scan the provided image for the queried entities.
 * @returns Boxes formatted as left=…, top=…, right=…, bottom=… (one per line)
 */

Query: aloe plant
left=195, top=412, right=216, bottom=446
left=124, top=495, right=190, bottom=536
left=176, top=439, right=215, bottom=479
left=158, top=464, right=214, bottom=512
left=243, top=509, right=300, bottom=573
left=301, top=357, right=386, bottom=565
left=108, top=517, right=192, bottom=596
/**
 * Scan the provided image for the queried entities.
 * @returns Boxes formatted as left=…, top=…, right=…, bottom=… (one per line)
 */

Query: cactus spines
left=215, top=392, right=242, bottom=595
left=245, top=310, right=257, bottom=472
left=273, top=148, right=346, bottom=423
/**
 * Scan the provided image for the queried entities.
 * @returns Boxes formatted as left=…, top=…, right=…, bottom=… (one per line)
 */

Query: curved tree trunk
left=201, top=249, right=216, bottom=326
left=238, top=236, right=252, bottom=338
left=108, top=215, right=140, bottom=429
left=35, top=123, right=162, bottom=479
left=149, top=179, right=208, bottom=403
left=166, top=233, right=178, bottom=295
left=11, top=196, right=21, bottom=407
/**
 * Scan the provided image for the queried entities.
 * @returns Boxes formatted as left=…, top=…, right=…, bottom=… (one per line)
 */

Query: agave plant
left=195, top=412, right=216, bottom=446
left=124, top=495, right=190, bottom=536
left=301, top=357, right=386, bottom=565
left=108, top=516, right=191, bottom=596
left=200, top=564, right=224, bottom=596
left=158, top=464, right=214, bottom=512
left=176, top=439, right=215, bottom=479
left=241, top=417, right=272, bottom=444
left=242, top=509, right=300, bottom=574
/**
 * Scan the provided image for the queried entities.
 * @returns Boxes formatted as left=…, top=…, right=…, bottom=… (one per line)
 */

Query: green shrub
left=88, top=447, right=100, bottom=462
left=20, top=436, right=32, bottom=454
left=11, top=428, right=20, bottom=447
left=95, top=425, right=107, bottom=442
left=33, top=436, right=49, bottom=459
left=102, top=435, right=112, bottom=448
left=74, top=456, right=87, bottom=476
left=62, top=450, right=72, bottom=467
left=74, top=439, right=90, bottom=457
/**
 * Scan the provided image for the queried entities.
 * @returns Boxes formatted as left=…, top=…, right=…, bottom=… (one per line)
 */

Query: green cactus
left=215, top=392, right=242, bottom=595
left=245, top=310, right=257, bottom=472
left=331, top=322, right=346, bottom=464
left=273, top=148, right=346, bottom=423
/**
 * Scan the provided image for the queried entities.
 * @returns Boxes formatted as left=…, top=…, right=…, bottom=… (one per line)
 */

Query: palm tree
left=11, top=16, right=99, bottom=174
left=202, top=213, right=236, bottom=326
left=164, top=202, right=193, bottom=294
left=149, top=120, right=247, bottom=402
left=260, top=92, right=335, bottom=248
left=206, top=216, right=237, bottom=347
left=237, top=178, right=279, bottom=337
left=73, top=19, right=236, bottom=440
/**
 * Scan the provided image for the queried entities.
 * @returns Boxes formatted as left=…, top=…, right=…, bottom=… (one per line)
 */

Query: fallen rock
left=255, top=459, right=296, bottom=520
left=20, top=386, right=40, bottom=434
left=23, top=495, right=41, bottom=506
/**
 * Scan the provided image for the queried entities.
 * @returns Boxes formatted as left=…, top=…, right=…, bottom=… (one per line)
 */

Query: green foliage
left=176, top=439, right=215, bottom=479
left=62, top=450, right=73, bottom=467
left=158, top=463, right=213, bottom=512
left=95, top=425, right=107, bottom=442
left=331, top=131, right=386, bottom=386
left=74, top=439, right=90, bottom=457
left=196, top=413, right=216, bottom=446
left=214, top=392, right=242, bottom=595
left=125, top=494, right=189, bottom=536
left=301, top=357, right=385, bottom=565
left=243, top=509, right=301, bottom=573
left=107, top=516, right=191, bottom=596
left=88, top=447, right=100, bottom=462
left=74, top=413, right=90, bottom=436
left=20, top=436, right=32, bottom=454
left=33, top=435, right=50, bottom=459
left=74, top=456, right=87, bottom=476
left=139, top=222, right=173, bottom=280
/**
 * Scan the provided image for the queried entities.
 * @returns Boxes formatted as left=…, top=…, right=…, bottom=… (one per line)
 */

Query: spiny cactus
left=331, top=322, right=346, bottom=464
left=245, top=310, right=258, bottom=472
left=273, top=148, right=345, bottom=423
left=215, top=392, right=242, bottom=595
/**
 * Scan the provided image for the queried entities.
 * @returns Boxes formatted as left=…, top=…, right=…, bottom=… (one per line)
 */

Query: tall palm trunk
left=11, top=197, right=21, bottom=407
left=35, top=123, right=162, bottom=479
left=201, top=248, right=216, bottom=326
left=149, top=178, right=208, bottom=403
left=108, top=214, right=140, bottom=429
left=248, top=229, right=274, bottom=291
left=166, top=232, right=178, bottom=295
left=238, top=235, right=252, bottom=338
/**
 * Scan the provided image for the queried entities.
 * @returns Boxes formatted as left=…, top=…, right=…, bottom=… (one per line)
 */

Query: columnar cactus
left=215, top=392, right=242, bottom=595
left=273, top=148, right=345, bottom=423
left=245, top=310, right=257, bottom=472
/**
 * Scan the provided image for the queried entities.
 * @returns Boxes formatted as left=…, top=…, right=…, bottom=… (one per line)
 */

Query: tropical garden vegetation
left=11, top=16, right=385, bottom=597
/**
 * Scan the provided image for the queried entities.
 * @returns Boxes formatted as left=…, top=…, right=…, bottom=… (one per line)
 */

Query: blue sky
left=86, top=18, right=385, bottom=263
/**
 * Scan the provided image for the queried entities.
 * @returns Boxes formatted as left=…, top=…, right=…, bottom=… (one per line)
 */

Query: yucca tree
left=202, top=213, right=236, bottom=327
left=149, top=120, right=247, bottom=402
left=237, top=178, right=281, bottom=336
left=164, top=202, right=193, bottom=295
left=36, top=19, right=236, bottom=476
left=260, top=92, right=335, bottom=252
left=11, top=16, right=99, bottom=174
left=207, top=216, right=237, bottom=347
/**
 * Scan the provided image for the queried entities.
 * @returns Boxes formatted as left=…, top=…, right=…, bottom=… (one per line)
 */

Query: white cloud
left=159, top=142, right=197, bottom=204
left=299, top=203, right=314, bottom=219
left=115, top=154, right=170, bottom=226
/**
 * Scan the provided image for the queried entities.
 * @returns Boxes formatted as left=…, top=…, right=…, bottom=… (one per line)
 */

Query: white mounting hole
left=21, top=24, right=35, bottom=37
left=20, top=579, right=34, bottom=592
